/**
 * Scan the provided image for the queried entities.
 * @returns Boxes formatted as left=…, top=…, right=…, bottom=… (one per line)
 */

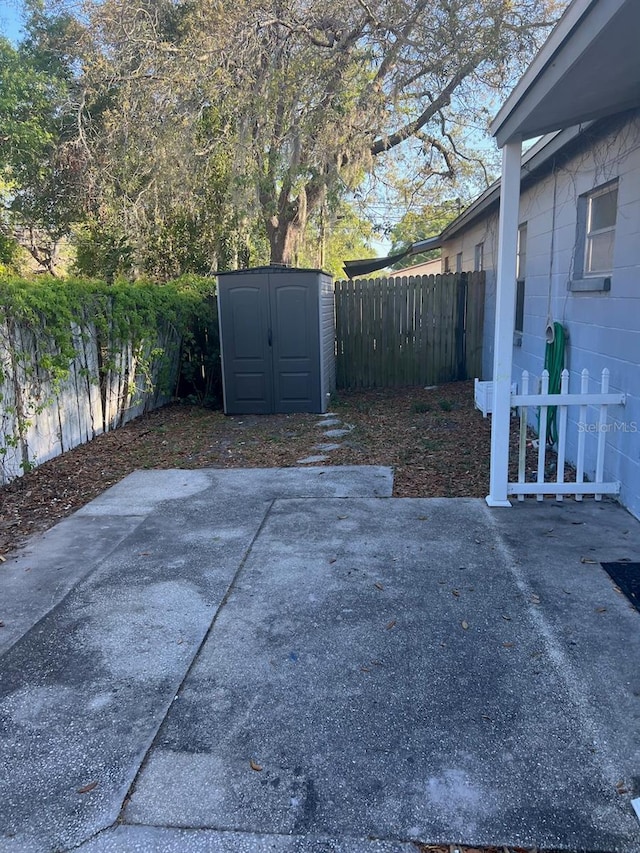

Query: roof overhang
left=491, top=0, right=640, bottom=146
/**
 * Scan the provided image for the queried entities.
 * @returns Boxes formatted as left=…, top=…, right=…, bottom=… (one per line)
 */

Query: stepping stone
left=324, top=428, right=352, bottom=438
left=296, top=454, right=329, bottom=464
left=315, top=418, right=341, bottom=428
left=313, top=443, right=342, bottom=452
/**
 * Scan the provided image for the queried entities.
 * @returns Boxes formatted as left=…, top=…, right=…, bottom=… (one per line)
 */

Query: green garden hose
left=541, top=321, right=566, bottom=445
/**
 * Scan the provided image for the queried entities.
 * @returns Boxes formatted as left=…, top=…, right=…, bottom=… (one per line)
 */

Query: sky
left=0, top=1, right=24, bottom=43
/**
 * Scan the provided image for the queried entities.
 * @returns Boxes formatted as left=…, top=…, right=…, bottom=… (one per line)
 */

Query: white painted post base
left=485, top=496, right=513, bottom=507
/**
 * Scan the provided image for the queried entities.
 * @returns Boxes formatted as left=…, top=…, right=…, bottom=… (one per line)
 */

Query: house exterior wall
left=442, top=113, right=640, bottom=519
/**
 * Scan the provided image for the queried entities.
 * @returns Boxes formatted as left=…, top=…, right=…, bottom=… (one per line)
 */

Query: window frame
left=570, top=179, right=618, bottom=292
left=584, top=182, right=618, bottom=276
left=474, top=242, right=484, bottom=272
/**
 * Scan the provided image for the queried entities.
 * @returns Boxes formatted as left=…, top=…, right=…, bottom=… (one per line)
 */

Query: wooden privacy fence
left=510, top=367, right=626, bottom=501
left=334, top=272, right=485, bottom=389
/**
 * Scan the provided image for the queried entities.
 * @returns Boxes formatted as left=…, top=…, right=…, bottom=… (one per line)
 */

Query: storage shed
left=217, top=266, right=335, bottom=415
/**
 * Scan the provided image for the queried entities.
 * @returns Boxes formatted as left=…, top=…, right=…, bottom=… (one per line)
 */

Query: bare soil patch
left=0, top=380, right=492, bottom=558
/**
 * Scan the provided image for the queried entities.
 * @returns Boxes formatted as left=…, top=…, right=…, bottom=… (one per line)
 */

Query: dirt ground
left=0, top=380, right=493, bottom=559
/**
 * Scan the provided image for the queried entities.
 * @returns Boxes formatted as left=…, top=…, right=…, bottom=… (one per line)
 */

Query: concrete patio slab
left=1, top=468, right=639, bottom=853
left=2, top=468, right=394, bottom=658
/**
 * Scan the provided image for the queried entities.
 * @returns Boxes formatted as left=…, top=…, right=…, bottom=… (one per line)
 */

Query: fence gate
left=510, top=367, right=626, bottom=500
left=334, top=272, right=485, bottom=389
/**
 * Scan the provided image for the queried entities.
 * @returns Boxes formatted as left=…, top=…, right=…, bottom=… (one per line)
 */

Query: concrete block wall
left=442, top=113, right=640, bottom=519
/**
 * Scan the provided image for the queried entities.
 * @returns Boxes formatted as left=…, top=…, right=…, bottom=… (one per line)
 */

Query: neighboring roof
left=491, top=0, right=640, bottom=146
left=390, top=257, right=442, bottom=277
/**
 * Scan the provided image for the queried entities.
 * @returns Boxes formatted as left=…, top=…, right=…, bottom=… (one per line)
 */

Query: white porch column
left=486, top=139, right=522, bottom=507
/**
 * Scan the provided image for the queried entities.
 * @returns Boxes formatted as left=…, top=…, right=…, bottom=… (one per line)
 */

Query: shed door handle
left=268, top=328, right=272, bottom=347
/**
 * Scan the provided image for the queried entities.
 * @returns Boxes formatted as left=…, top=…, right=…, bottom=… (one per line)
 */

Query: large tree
left=191, top=0, right=564, bottom=263
left=0, top=27, right=77, bottom=274
left=22, top=0, right=565, bottom=271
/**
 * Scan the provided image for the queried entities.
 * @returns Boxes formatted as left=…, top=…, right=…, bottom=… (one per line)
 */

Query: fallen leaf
left=461, top=620, right=469, bottom=630
left=595, top=607, right=607, bottom=613
left=0, top=555, right=6, bottom=563
left=503, top=642, right=514, bottom=648
left=530, top=594, right=541, bottom=604
left=481, top=714, right=492, bottom=721
left=337, top=515, right=348, bottom=520
left=250, top=760, right=263, bottom=772
left=329, top=557, right=337, bottom=564
left=580, top=556, right=598, bottom=564
left=360, top=666, right=371, bottom=672
left=501, top=615, right=512, bottom=621
left=451, top=589, right=460, bottom=597
left=374, top=582, right=384, bottom=590
left=77, top=781, right=98, bottom=794
left=385, top=619, right=396, bottom=630
left=417, top=515, right=428, bottom=520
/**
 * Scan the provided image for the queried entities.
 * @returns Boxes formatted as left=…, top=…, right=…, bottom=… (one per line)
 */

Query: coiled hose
left=542, top=321, right=566, bottom=445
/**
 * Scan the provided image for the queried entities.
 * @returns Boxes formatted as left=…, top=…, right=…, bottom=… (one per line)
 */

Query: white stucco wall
left=442, top=114, right=640, bottom=519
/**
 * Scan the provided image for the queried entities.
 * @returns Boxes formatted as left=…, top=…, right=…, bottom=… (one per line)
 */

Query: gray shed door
left=270, top=276, right=319, bottom=412
left=219, top=271, right=320, bottom=414
left=219, top=277, right=273, bottom=414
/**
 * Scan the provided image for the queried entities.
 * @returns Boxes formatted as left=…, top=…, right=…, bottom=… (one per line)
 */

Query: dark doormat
left=600, top=562, right=640, bottom=613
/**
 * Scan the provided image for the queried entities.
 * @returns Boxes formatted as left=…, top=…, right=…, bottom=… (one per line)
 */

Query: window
left=456, top=252, right=463, bottom=273
left=570, top=180, right=617, bottom=292
left=444, top=256, right=450, bottom=273
left=474, top=242, right=484, bottom=272
left=584, top=183, right=617, bottom=275
left=515, top=223, right=527, bottom=338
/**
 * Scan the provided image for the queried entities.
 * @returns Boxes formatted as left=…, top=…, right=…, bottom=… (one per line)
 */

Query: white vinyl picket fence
left=510, top=367, right=626, bottom=501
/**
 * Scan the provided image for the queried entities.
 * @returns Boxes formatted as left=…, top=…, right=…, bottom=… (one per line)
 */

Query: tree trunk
left=266, top=215, right=301, bottom=265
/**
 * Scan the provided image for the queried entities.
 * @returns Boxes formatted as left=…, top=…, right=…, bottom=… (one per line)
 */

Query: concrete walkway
left=1, top=467, right=639, bottom=853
